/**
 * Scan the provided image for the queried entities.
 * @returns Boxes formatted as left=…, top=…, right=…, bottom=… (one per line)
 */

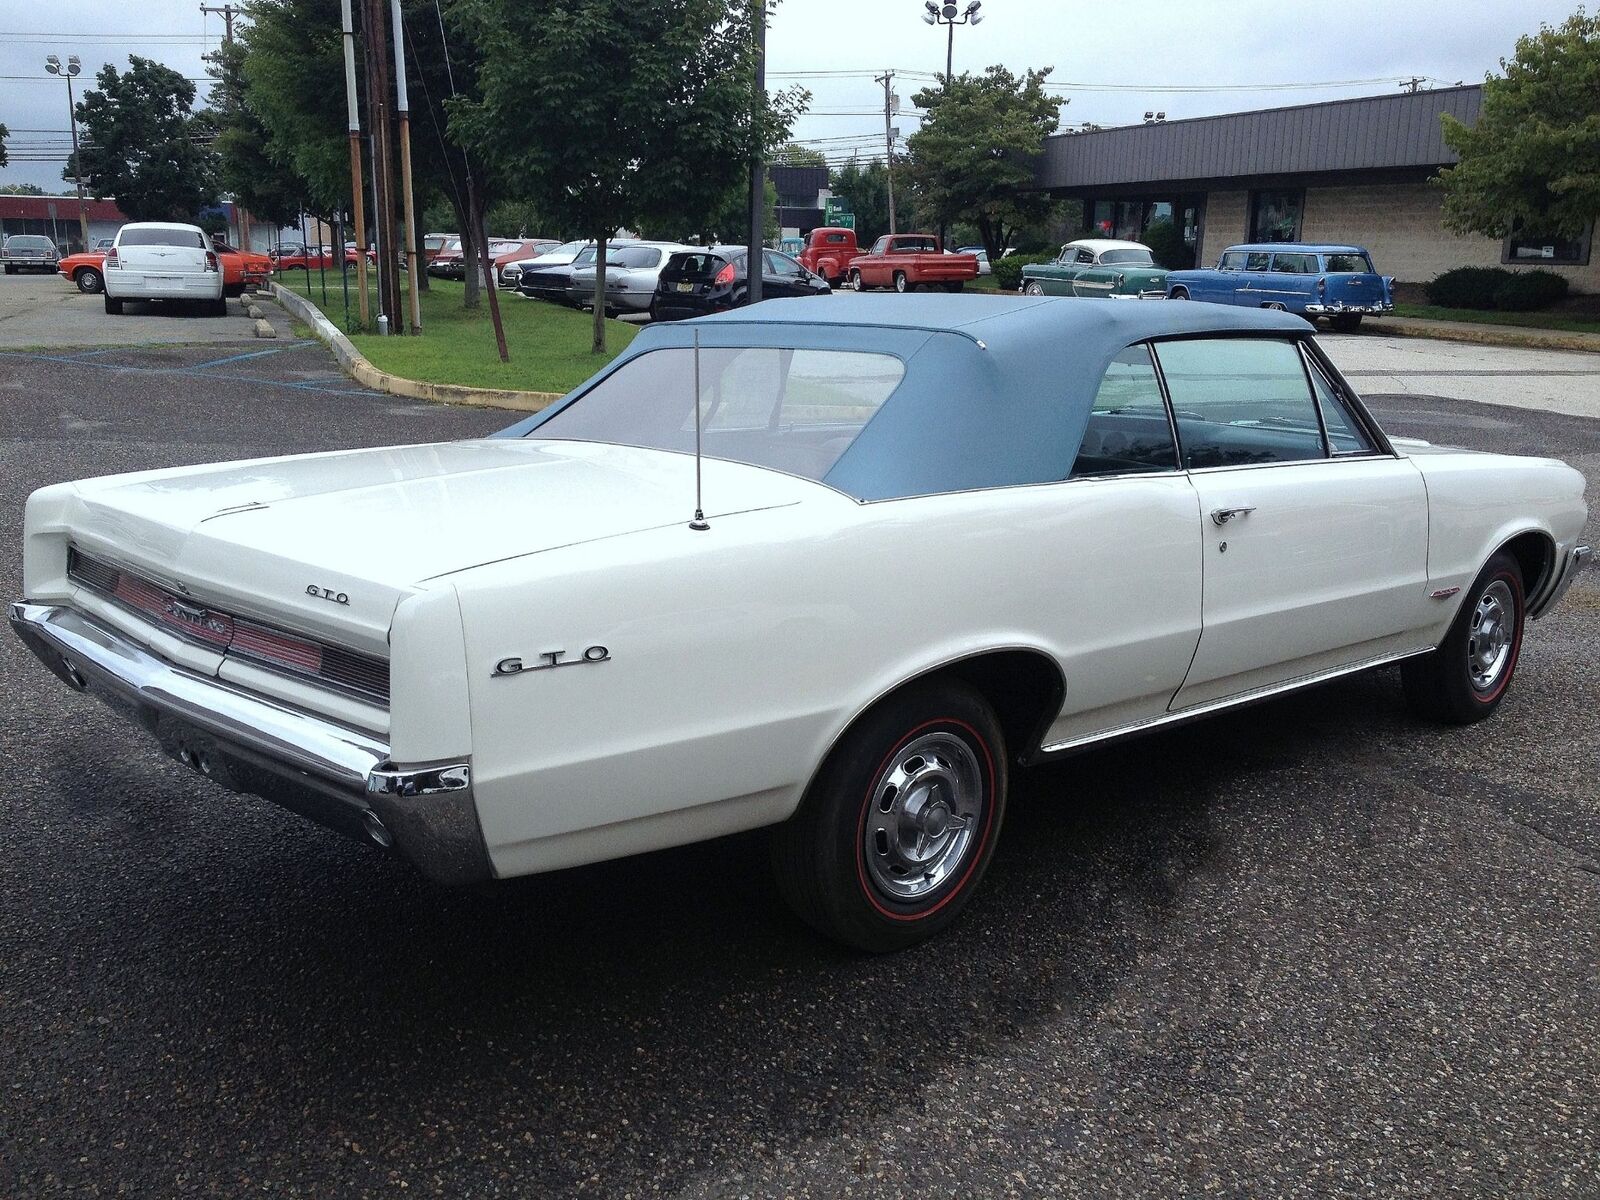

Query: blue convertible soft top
left=502, top=295, right=1312, bottom=501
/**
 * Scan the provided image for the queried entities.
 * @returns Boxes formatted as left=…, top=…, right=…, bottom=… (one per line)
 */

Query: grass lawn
left=969, top=274, right=1005, bottom=292
left=282, top=276, right=638, bottom=393
left=1391, top=303, right=1600, bottom=336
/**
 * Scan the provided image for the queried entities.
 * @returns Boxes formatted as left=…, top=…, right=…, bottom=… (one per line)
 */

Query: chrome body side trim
left=8, top=601, right=491, bottom=884
left=1037, top=646, right=1434, bottom=757
left=1529, top=544, right=1592, bottom=620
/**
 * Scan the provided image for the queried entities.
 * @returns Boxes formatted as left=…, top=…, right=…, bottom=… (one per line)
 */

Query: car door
left=1261, top=251, right=1318, bottom=312
left=763, top=250, right=810, bottom=298
left=1155, top=335, right=1433, bottom=709
left=1232, top=251, right=1274, bottom=306
left=1033, top=344, right=1206, bottom=748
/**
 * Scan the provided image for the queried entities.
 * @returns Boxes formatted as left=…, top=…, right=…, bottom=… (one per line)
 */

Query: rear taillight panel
left=714, top=263, right=736, bottom=285
left=205, top=251, right=219, bottom=272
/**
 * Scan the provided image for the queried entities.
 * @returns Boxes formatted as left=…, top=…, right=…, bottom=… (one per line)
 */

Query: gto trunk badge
left=494, top=647, right=610, bottom=677
left=305, top=585, right=350, bottom=605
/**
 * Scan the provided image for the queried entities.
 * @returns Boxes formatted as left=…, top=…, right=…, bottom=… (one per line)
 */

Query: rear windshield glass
left=1099, top=248, right=1155, bottom=266
left=530, top=347, right=906, bottom=483
left=666, top=252, right=729, bottom=276
left=1323, top=253, right=1373, bottom=273
left=6, top=236, right=54, bottom=249
left=119, top=228, right=206, bottom=248
left=612, top=246, right=662, bottom=269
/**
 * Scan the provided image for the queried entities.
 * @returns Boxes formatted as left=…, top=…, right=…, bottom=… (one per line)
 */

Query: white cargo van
left=103, top=222, right=226, bottom=316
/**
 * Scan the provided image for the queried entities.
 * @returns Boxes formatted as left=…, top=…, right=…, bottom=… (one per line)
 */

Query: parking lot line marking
left=188, top=344, right=305, bottom=370
left=0, top=349, right=378, bottom=400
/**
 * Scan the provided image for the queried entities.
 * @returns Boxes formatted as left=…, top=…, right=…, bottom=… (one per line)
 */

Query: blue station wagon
left=1165, top=243, right=1394, bottom=332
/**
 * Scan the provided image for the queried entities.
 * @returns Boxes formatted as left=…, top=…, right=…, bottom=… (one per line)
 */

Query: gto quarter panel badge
left=494, top=647, right=610, bottom=677
left=305, top=585, right=350, bottom=605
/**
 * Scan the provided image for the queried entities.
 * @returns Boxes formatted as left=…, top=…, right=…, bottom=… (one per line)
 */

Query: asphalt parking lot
left=0, top=270, right=272, bottom=348
left=0, top=313, right=1596, bottom=1196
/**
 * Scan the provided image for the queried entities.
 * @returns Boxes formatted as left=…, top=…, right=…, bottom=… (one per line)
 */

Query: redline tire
left=771, top=680, right=1007, bottom=952
left=1402, top=552, right=1525, bottom=724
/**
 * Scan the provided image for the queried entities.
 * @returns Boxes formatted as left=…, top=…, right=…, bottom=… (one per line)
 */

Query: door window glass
left=1305, top=357, right=1375, bottom=455
left=1070, top=345, right=1178, bottom=478
left=1155, top=338, right=1328, bottom=468
left=765, top=251, right=805, bottom=277
left=1244, top=252, right=1272, bottom=272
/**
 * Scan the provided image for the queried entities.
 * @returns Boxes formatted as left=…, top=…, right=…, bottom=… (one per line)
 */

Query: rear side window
left=1323, top=253, right=1373, bottom=273
left=1155, top=338, right=1327, bottom=468
left=119, top=228, right=206, bottom=248
left=1070, top=345, right=1178, bottom=478
left=1244, top=252, right=1272, bottom=271
left=1272, top=252, right=1317, bottom=274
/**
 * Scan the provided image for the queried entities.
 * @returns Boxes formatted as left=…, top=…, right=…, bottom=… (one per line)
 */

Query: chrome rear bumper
left=8, top=601, right=491, bottom=884
left=1529, top=544, right=1593, bottom=619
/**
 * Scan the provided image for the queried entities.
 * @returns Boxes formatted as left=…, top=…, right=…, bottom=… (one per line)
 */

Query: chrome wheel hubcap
left=1467, top=579, right=1516, bottom=691
left=863, top=732, right=984, bottom=902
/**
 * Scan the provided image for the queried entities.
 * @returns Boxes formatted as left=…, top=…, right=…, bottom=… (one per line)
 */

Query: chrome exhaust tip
left=362, top=808, right=393, bottom=849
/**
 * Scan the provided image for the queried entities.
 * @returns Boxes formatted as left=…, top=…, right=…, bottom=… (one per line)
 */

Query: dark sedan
left=651, top=246, right=829, bottom=321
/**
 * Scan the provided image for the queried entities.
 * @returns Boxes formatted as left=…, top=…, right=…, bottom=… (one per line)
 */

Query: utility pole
left=198, top=2, right=237, bottom=43
left=876, top=71, right=897, bottom=235
left=746, top=0, right=767, bottom=304
left=1399, top=76, right=1425, bottom=94
left=390, top=0, right=421, bottom=333
left=362, top=0, right=401, bottom=333
left=339, top=0, right=370, bottom=329
left=200, top=4, right=251, bottom=250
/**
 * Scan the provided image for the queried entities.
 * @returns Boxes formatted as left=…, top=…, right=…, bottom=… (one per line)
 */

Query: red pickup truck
left=798, top=227, right=863, bottom=284
left=844, top=233, right=978, bottom=293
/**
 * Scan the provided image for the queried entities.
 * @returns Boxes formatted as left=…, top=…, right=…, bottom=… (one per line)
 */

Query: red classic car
left=60, top=240, right=273, bottom=297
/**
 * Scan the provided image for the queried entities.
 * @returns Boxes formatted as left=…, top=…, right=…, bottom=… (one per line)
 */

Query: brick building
left=1034, top=86, right=1597, bottom=293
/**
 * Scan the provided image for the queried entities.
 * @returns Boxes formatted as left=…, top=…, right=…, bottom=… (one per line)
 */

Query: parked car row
left=1017, top=238, right=1394, bottom=330
left=56, top=235, right=272, bottom=297
left=796, top=228, right=980, bottom=292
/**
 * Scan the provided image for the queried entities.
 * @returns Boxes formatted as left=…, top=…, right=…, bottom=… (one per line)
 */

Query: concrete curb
left=269, top=283, right=564, bottom=412
left=1375, top=316, right=1600, bottom=355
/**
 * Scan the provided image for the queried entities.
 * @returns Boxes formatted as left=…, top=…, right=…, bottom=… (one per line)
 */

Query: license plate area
left=677, top=281, right=694, bottom=292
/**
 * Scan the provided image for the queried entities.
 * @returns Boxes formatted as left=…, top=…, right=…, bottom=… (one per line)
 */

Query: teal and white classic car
left=1019, top=239, right=1169, bottom=299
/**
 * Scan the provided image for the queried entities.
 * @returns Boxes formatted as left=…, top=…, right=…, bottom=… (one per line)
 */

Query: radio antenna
left=688, top=329, right=710, bottom=531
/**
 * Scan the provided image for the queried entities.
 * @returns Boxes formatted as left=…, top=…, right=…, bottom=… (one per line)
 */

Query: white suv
left=103, top=222, right=226, bottom=316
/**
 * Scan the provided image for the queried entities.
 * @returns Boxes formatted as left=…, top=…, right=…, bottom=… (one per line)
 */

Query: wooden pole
left=339, top=0, right=370, bottom=328
left=390, top=0, right=422, bottom=333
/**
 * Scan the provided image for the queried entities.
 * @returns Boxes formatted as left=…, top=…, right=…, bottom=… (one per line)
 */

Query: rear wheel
left=1402, top=552, right=1525, bottom=724
left=771, top=680, right=1007, bottom=952
left=3, top=265, right=14, bottom=275
left=1023, top=281, right=1045, bottom=296
left=74, top=267, right=103, bottom=294
left=103, top=295, right=123, bottom=315
left=208, top=297, right=228, bottom=317
left=848, top=269, right=864, bottom=291
left=944, top=281, right=963, bottom=293
left=1328, top=313, right=1363, bottom=333
left=893, top=271, right=911, bottom=293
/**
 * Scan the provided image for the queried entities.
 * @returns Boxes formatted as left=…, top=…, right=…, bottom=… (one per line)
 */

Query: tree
left=648, top=177, right=776, bottom=244
left=0, top=124, right=8, bottom=169
left=905, top=65, right=1066, bottom=264
left=203, top=38, right=305, bottom=232
left=70, top=56, right=220, bottom=221
left=0, top=184, right=50, bottom=196
left=828, top=157, right=913, bottom=245
left=773, top=141, right=826, bottom=168
left=451, top=0, right=806, bottom=353
left=1438, top=11, right=1600, bottom=242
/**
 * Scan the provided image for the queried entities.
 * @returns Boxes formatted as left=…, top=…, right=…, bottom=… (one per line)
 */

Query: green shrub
left=1423, top=266, right=1515, bottom=309
left=1493, top=269, right=1569, bottom=311
left=1142, top=217, right=1194, bottom=270
left=994, top=252, right=1055, bottom=292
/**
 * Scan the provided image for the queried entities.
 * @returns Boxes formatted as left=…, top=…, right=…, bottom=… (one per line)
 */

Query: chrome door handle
left=1210, top=506, right=1256, bottom=526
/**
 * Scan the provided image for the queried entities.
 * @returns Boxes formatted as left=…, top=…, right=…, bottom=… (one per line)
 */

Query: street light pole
left=45, top=54, right=90, bottom=252
left=747, top=0, right=767, bottom=305
left=919, top=2, right=982, bottom=249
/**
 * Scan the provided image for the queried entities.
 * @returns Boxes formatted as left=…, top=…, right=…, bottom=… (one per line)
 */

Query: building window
left=1503, top=225, right=1591, bottom=267
left=1249, top=190, right=1304, bottom=242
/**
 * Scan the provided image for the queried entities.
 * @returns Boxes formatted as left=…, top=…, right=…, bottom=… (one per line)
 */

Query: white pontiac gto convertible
left=11, top=296, right=1591, bottom=951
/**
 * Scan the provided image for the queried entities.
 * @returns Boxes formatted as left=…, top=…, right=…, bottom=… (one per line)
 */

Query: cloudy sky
left=0, top=0, right=1582, bottom=190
